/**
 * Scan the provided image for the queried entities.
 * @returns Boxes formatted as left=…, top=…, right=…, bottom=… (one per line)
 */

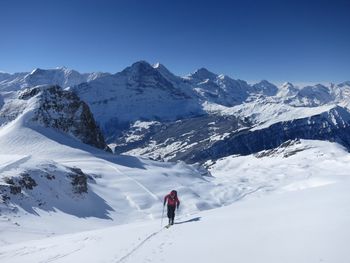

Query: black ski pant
left=167, top=205, right=176, bottom=224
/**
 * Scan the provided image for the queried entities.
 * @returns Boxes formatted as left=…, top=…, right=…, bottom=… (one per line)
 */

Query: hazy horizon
left=1, top=0, right=349, bottom=83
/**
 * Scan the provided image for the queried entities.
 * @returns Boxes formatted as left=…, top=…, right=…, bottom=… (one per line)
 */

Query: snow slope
left=0, top=94, right=246, bottom=244
left=0, top=62, right=349, bottom=262
left=0, top=115, right=219, bottom=244
left=0, top=140, right=349, bottom=263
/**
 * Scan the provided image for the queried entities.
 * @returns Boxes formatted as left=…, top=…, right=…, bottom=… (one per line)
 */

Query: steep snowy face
left=73, top=61, right=203, bottom=138
left=185, top=68, right=251, bottom=106
left=1, top=85, right=109, bottom=150
left=0, top=68, right=107, bottom=91
left=0, top=72, right=29, bottom=91
left=187, top=68, right=218, bottom=83
left=291, top=84, right=334, bottom=106
left=333, top=81, right=350, bottom=102
left=24, top=67, right=108, bottom=89
left=152, top=62, right=180, bottom=83
left=0, top=72, right=12, bottom=82
left=214, top=75, right=251, bottom=105
left=251, top=80, right=278, bottom=96
left=277, top=82, right=299, bottom=97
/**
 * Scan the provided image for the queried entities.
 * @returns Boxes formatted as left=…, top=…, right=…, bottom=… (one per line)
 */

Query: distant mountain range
left=1, top=61, right=350, bottom=164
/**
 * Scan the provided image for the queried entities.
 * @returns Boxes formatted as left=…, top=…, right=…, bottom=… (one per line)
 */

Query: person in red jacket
left=163, top=190, right=180, bottom=225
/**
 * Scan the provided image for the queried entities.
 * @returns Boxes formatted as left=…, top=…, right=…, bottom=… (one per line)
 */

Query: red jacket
left=164, top=193, right=180, bottom=208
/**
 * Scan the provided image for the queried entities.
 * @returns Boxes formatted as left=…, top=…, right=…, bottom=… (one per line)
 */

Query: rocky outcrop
left=115, top=114, right=249, bottom=161
left=19, top=85, right=110, bottom=151
left=69, top=167, right=88, bottom=194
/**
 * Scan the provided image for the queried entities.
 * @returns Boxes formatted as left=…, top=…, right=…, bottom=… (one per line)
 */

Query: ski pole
left=161, top=204, right=165, bottom=227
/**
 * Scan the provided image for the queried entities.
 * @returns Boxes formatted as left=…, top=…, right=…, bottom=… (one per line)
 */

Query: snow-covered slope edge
left=0, top=139, right=349, bottom=263
left=0, top=85, right=109, bottom=150
left=0, top=110, right=217, bottom=244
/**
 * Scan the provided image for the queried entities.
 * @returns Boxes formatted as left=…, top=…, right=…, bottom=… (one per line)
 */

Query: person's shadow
left=175, top=217, right=201, bottom=225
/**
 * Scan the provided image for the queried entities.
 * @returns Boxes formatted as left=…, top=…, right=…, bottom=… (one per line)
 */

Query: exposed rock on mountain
left=22, top=85, right=109, bottom=151
left=1, top=61, right=350, bottom=164
left=186, top=106, right=350, bottom=163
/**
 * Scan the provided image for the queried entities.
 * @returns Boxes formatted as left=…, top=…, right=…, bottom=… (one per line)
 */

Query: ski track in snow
left=106, top=163, right=161, bottom=202
left=114, top=228, right=164, bottom=263
left=234, top=184, right=274, bottom=202
left=61, top=159, right=160, bottom=202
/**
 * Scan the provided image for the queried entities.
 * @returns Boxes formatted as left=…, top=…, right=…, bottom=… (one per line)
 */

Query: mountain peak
left=152, top=62, right=178, bottom=81
left=30, top=68, right=43, bottom=75
left=254, top=80, right=275, bottom=86
left=189, top=67, right=217, bottom=81
left=152, top=62, right=161, bottom=69
left=122, top=61, right=155, bottom=76
left=130, top=60, right=152, bottom=68
left=338, top=81, right=350, bottom=87
left=252, top=80, right=278, bottom=96
left=152, top=62, right=170, bottom=72
left=282, top=82, right=294, bottom=88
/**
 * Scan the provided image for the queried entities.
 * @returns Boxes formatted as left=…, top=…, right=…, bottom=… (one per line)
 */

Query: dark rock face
left=251, top=80, right=278, bottom=96
left=0, top=164, right=114, bottom=219
left=120, top=61, right=191, bottom=99
left=18, top=173, right=38, bottom=190
left=114, top=114, right=250, bottom=161
left=21, top=85, right=110, bottom=151
left=69, top=167, right=88, bottom=194
left=2, top=173, right=37, bottom=196
left=113, top=106, right=350, bottom=164
left=254, top=140, right=308, bottom=158
left=186, top=106, right=350, bottom=163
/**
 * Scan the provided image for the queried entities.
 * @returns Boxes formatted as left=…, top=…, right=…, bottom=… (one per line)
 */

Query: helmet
left=170, top=190, right=177, bottom=196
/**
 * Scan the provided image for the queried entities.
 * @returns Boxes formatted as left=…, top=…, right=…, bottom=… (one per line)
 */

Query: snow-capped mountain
left=0, top=85, right=109, bottom=150
left=290, top=84, right=334, bottom=107
left=72, top=61, right=203, bottom=139
left=333, top=81, right=350, bottom=102
left=1, top=61, right=350, bottom=164
left=251, top=80, right=278, bottom=96
left=0, top=62, right=349, bottom=263
left=185, top=68, right=252, bottom=106
left=0, top=67, right=107, bottom=91
left=0, top=72, right=12, bottom=82
left=277, top=82, right=299, bottom=97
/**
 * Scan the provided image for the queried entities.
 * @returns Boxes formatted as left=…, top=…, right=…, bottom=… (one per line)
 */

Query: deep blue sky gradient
left=0, top=0, right=349, bottom=83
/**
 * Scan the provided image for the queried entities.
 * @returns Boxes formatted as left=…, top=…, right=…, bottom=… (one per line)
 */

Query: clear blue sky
left=0, top=0, right=349, bottom=83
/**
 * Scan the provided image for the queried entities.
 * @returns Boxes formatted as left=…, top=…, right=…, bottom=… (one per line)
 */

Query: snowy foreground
left=0, top=113, right=349, bottom=262
left=0, top=160, right=349, bottom=263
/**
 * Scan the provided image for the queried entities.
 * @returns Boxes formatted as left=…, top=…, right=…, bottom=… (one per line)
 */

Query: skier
left=163, top=190, right=180, bottom=226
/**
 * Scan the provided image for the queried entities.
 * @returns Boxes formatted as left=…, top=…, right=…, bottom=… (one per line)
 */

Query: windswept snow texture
left=0, top=140, right=349, bottom=263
